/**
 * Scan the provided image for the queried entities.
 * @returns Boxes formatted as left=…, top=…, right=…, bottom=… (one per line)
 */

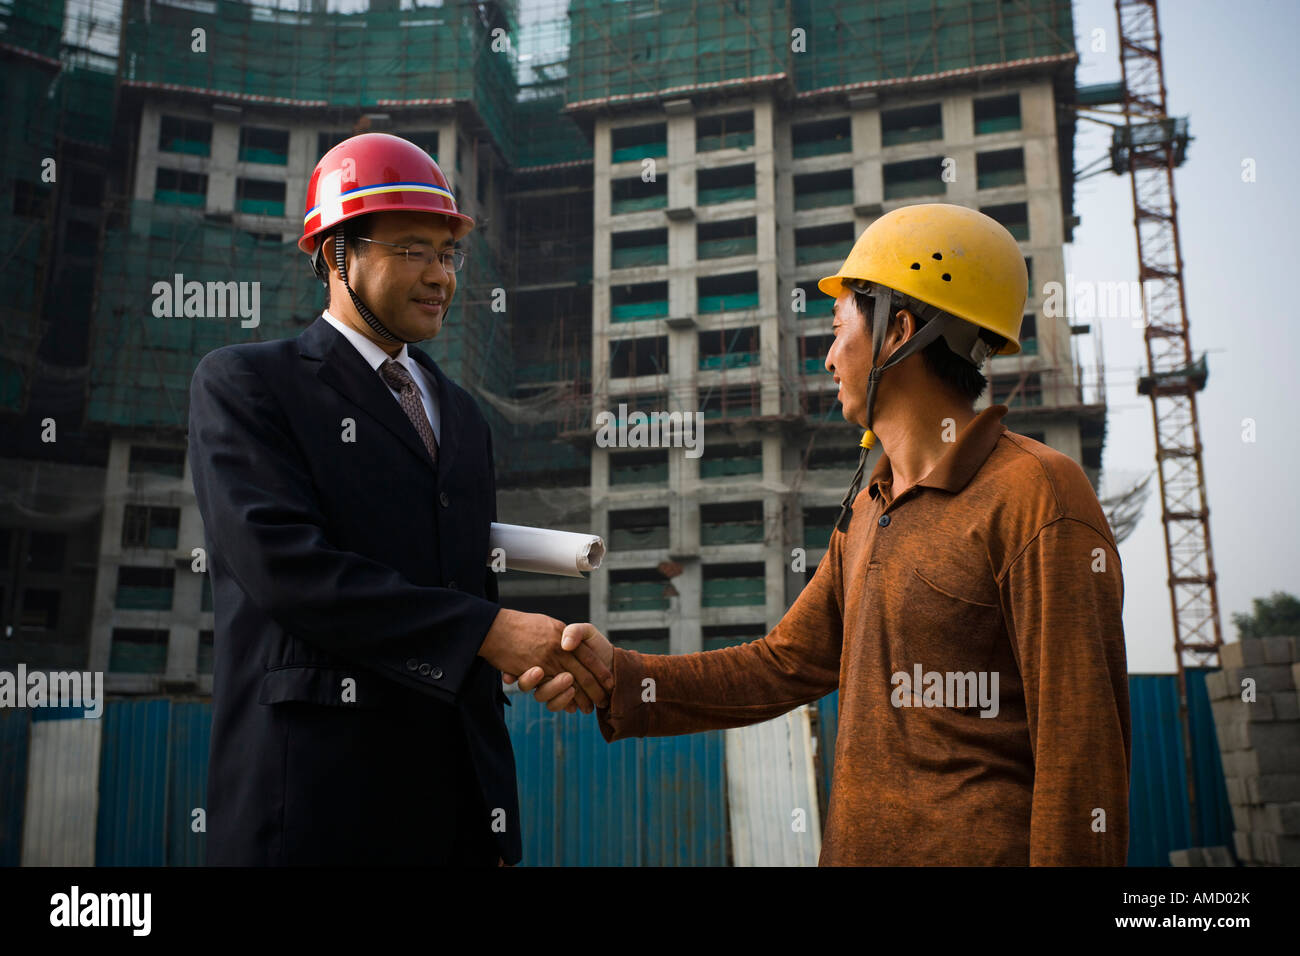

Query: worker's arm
left=594, top=531, right=846, bottom=741
left=1000, top=516, right=1131, bottom=865
left=189, top=347, right=599, bottom=706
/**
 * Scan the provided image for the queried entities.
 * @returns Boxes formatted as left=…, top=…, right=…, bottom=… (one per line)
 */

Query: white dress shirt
left=322, top=309, right=441, bottom=445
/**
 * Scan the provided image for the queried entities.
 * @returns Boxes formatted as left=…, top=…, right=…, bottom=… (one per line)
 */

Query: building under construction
left=0, top=0, right=1097, bottom=689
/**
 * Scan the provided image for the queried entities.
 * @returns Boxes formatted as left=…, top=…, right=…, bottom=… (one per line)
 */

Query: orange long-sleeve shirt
left=597, top=405, right=1130, bottom=865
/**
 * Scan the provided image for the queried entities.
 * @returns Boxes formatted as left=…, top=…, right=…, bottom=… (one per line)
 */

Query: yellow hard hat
left=817, top=202, right=1027, bottom=355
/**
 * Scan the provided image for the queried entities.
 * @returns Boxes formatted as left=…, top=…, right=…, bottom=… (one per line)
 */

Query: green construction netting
left=698, top=237, right=756, bottom=260
left=698, top=184, right=754, bottom=206
left=88, top=201, right=320, bottom=428
left=698, top=292, right=758, bottom=313
left=611, top=527, right=670, bottom=550
left=791, top=0, right=1074, bottom=92
left=611, top=143, right=666, bottom=163
left=609, top=580, right=669, bottom=611
left=702, top=577, right=765, bottom=607
left=699, top=352, right=758, bottom=371
left=699, top=455, right=761, bottom=479
left=697, top=131, right=754, bottom=152
left=794, top=189, right=853, bottom=211
left=700, top=523, right=763, bottom=546
left=610, top=461, right=668, bottom=485
left=56, top=67, right=116, bottom=147
left=564, top=0, right=1071, bottom=104
left=795, top=242, right=846, bottom=265
left=0, top=57, right=60, bottom=412
left=793, top=138, right=851, bottom=159
left=611, top=245, right=668, bottom=269
left=804, top=524, right=835, bottom=549
left=566, top=0, right=792, bottom=104
left=611, top=194, right=667, bottom=214
left=0, top=0, right=65, bottom=59
left=121, top=0, right=518, bottom=163
left=611, top=300, right=668, bottom=321
left=515, top=96, right=592, bottom=169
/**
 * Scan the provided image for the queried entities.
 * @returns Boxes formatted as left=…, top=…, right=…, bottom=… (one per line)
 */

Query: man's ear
left=881, top=308, right=916, bottom=359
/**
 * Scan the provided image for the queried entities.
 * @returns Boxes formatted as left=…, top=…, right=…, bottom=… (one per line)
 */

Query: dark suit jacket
left=188, top=314, right=520, bottom=865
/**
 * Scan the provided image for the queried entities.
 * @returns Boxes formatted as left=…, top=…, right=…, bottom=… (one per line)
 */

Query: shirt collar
left=322, top=309, right=410, bottom=374
left=868, top=404, right=1008, bottom=501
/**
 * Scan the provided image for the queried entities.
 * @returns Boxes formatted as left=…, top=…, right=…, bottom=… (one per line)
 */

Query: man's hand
left=502, top=624, right=614, bottom=714
left=480, top=610, right=613, bottom=713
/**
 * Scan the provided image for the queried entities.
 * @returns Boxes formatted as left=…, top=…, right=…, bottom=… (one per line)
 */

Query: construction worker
left=189, top=133, right=611, bottom=865
left=510, top=203, right=1132, bottom=865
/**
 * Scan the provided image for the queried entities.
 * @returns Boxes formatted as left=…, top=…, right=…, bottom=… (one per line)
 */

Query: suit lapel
left=300, top=315, right=444, bottom=474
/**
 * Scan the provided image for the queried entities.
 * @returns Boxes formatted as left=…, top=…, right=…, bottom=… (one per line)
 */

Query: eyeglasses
left=355, top=236, right=468, bottom=273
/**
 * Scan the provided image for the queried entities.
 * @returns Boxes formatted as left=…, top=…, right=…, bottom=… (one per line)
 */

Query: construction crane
left=1112, top=0, right=1224, bottom=846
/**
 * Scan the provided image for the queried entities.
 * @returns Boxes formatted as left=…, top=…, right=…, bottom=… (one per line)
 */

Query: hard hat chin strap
left=334, top=229, right=417, bottom=344
left=833, top=283, right=954, bottom=533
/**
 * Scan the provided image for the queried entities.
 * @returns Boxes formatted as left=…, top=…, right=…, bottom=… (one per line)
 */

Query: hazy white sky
left=1070, top=0, right=1300, bottom=671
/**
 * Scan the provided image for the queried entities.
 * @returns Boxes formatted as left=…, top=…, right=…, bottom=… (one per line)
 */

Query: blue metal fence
left=4, top=671, right=1231, bottom=866
left=506, top=698, right=728, bottom=865
left=85, top=695, right=727, bottom=866
left=96, top=698, right=172, bottom=866
left=0, top=708, right=30, bottom=866
left=1126, top=670, right=1233, bottom=866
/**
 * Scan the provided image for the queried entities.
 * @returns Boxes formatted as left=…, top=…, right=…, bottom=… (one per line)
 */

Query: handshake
left=478, top=608, right=615, bottom=714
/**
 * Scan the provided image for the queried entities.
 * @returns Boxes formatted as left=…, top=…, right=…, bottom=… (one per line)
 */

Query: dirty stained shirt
left=597, top=404, right=1130, bottom=865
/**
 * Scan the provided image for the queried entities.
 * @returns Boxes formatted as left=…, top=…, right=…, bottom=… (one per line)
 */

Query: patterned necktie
left=379, top=358, right=438, bottom=467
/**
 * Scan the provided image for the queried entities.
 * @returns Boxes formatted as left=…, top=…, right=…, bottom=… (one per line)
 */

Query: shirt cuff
left=596, top=646, right=649, bottom=741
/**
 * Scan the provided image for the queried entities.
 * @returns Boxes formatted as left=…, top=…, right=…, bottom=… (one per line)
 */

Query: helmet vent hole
left=932, top=252, right=943, bottom=260
left=910, top=262, right=920, bottom=270
left=941, top=273, right=951, bottom=282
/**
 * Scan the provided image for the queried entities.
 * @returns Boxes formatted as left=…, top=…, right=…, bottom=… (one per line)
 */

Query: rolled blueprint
left=487, top=522, right=606, bottom=577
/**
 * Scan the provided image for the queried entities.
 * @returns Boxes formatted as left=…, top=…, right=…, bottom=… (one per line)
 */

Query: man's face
left=342, top=210, right=459, bottom=343
left=825, top=290, right=874, bottom=427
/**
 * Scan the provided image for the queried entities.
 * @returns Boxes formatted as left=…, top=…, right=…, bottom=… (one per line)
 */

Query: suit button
left=430, top=667, right=444, bottom=680
left=439, top=492, right=450, bottom=507
left=448, top=580, right=459, bottom=590
left=879, top=514, right=891, bottom=527
left=405, top=658, right=419, bottom=671
left=418, top=663, right=431, bottom=676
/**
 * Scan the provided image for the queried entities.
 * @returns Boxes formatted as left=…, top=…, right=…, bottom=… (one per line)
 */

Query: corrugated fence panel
left=1127, top=675, right=1190, bottom=865
left=22, top=711, right=102, bottom=865
left=96, top=698, right=171, bottom=866
left=166, top=700, right=212, bottom=866
left=643, top=728, right=727, bottom=866
left=506, top=694, right=727, bottom=865
left=725, top=707, right=821, bottom=866
left=1184, top=669, right=1234, bottom=851
left=0, top=708, right=31, bottom=866
left=815, top=691, right=839, bottom=816
left=1127, top=670, right=1233, bottom=866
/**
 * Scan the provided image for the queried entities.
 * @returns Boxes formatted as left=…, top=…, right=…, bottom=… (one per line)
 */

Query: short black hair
left=851, top=289, right=1006, bottom=403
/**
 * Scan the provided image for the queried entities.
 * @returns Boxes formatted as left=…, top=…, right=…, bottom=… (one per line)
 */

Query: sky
left=1068, top=0, right=1300, bottom=670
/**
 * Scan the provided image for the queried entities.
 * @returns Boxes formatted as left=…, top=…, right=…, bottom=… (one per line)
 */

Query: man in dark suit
left=188, top=133, right=612, bottom=865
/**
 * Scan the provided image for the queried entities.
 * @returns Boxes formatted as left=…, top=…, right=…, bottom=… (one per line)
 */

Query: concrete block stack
left=1204, top=635, right=1300, bottom=866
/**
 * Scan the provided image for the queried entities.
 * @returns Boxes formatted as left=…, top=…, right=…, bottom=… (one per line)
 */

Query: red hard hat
left=298, top=132, right=474, bottom=254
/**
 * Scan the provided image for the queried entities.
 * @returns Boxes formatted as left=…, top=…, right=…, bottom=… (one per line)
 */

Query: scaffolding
left=565, top=0, right=792, bottom=107
left=790, top=0, right=1074, bottom=94
left=119, top=0, right=519, bottom=164
left=560, top=0, right=1074, bottom=109
left=1, top=0, right=119, bottom=415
